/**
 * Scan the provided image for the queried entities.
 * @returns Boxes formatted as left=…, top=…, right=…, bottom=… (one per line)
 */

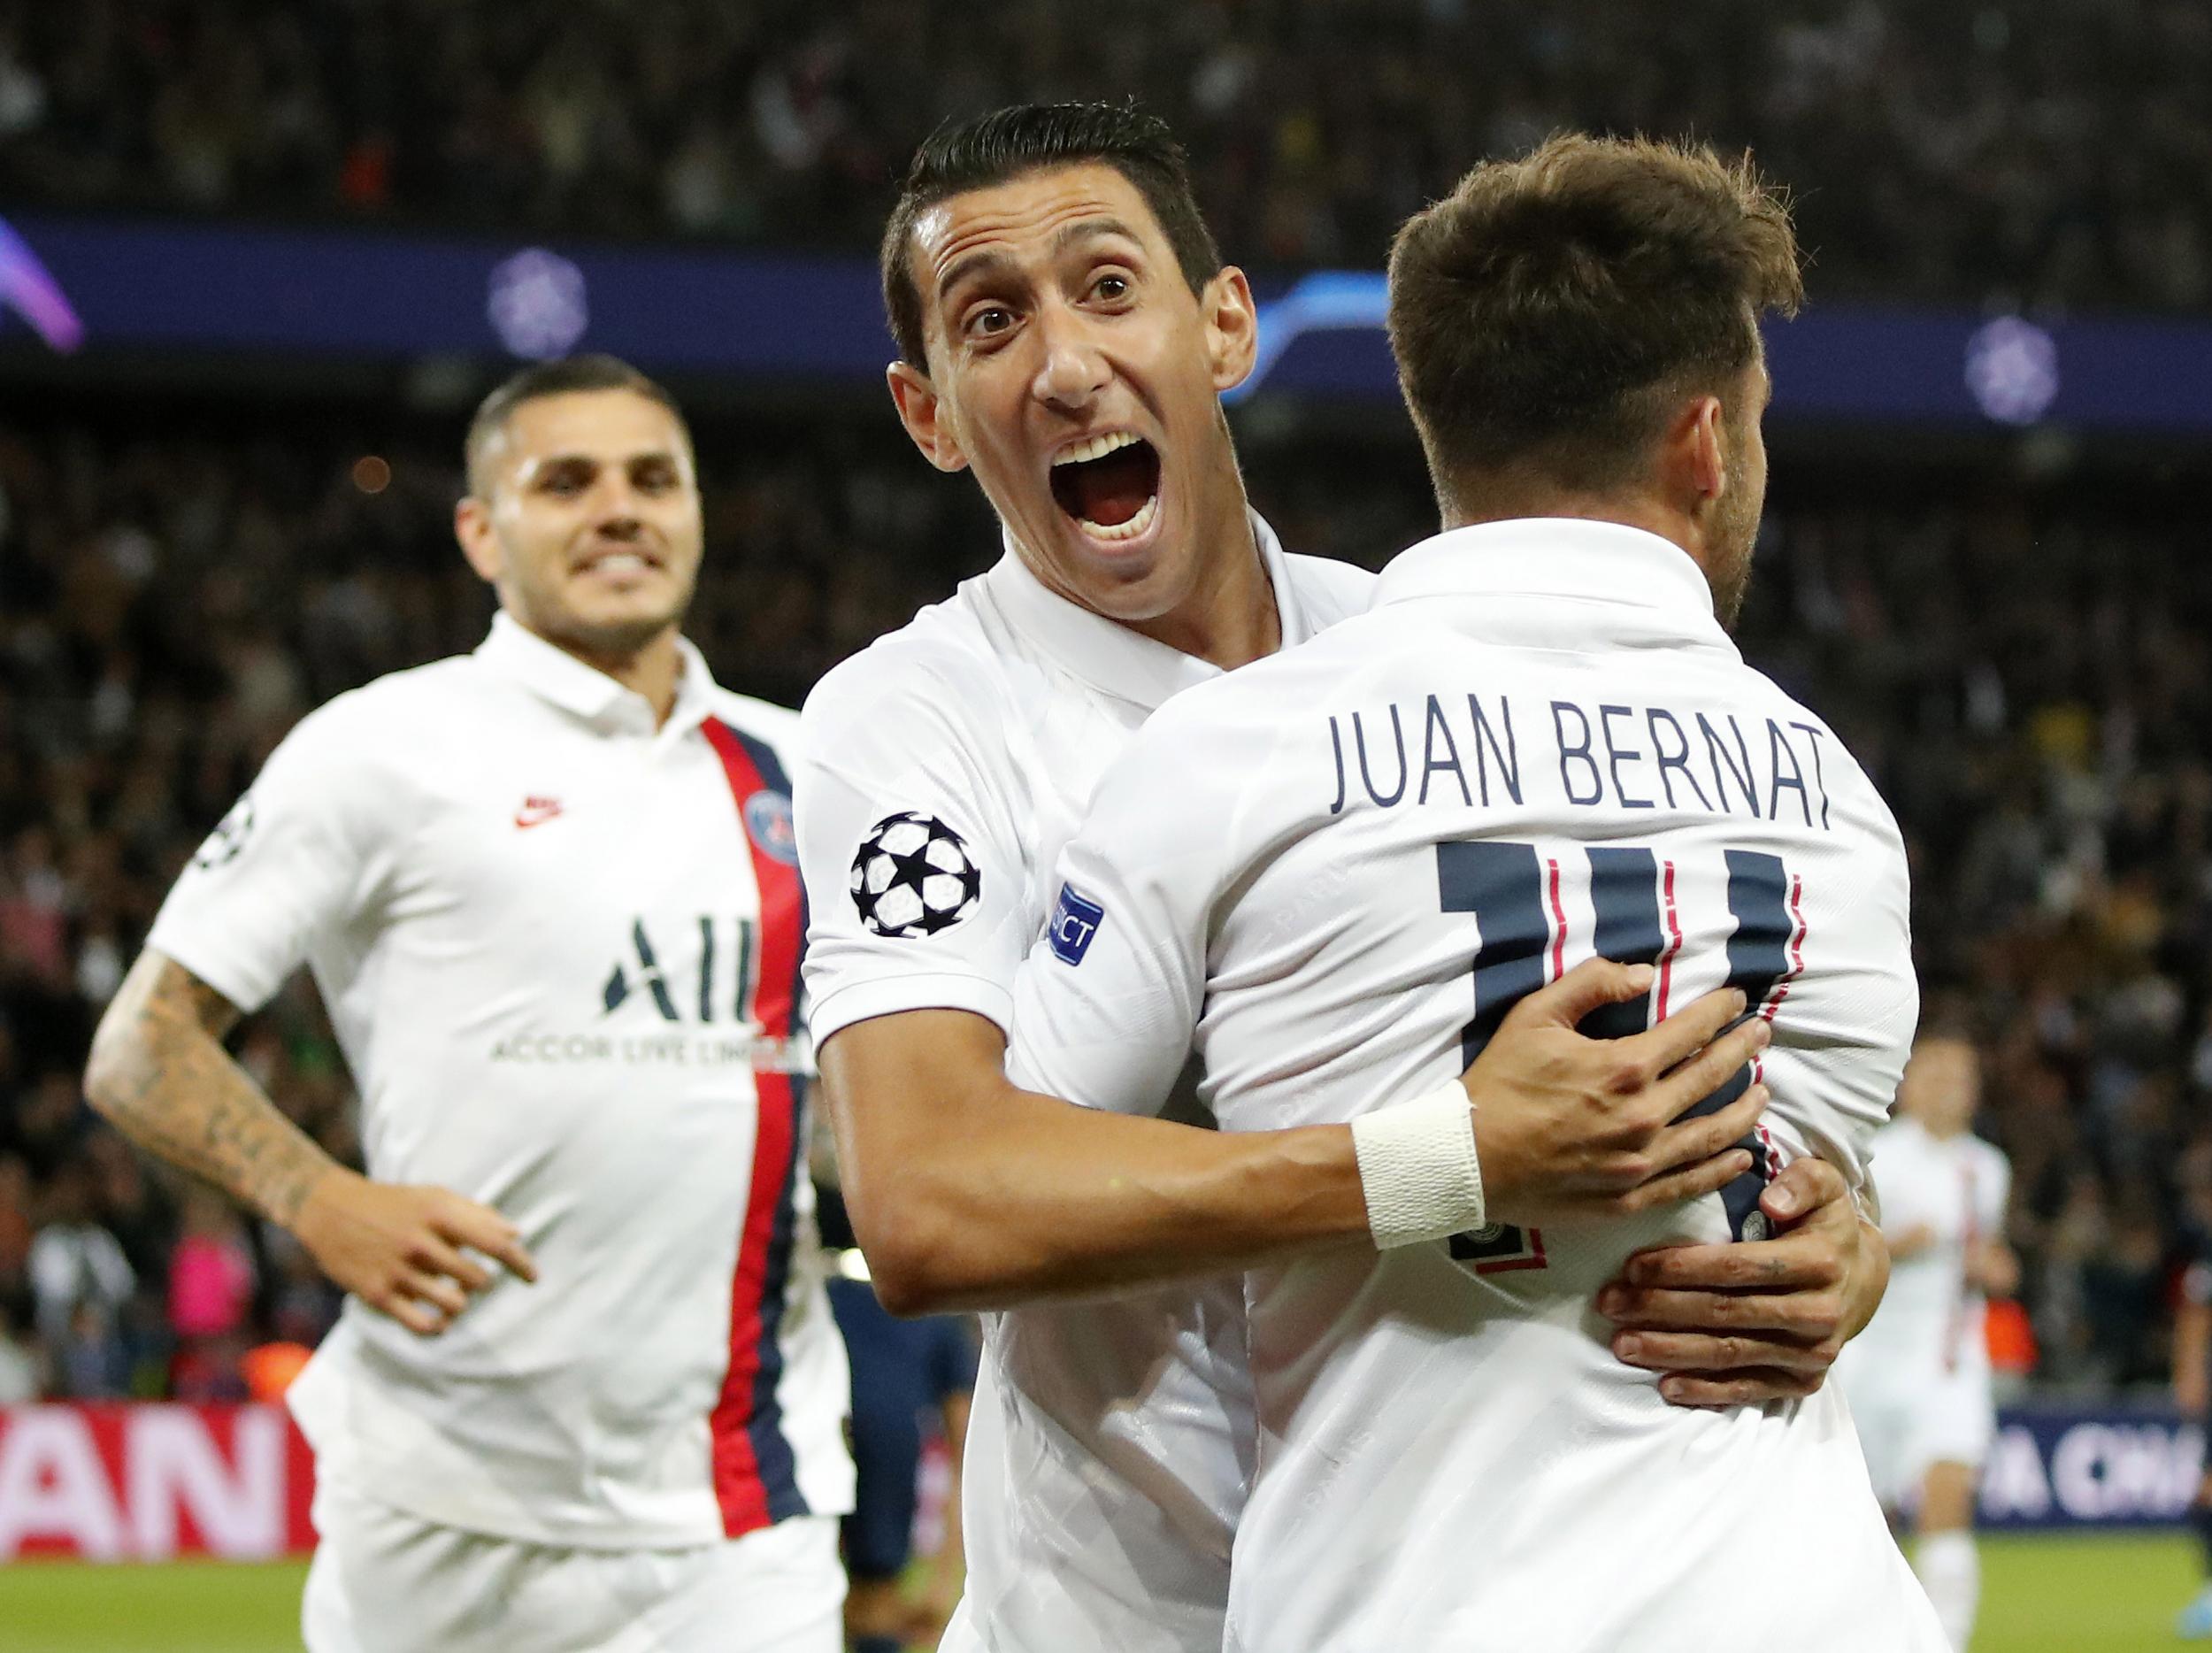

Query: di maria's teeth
left=1052, top=430, right=1141, bottom=467
left=1080, top=493, right=1159, bottom=542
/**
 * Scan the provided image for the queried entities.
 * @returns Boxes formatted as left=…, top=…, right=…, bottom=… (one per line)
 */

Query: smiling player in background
left=86, top=356, right=852, bottom=1652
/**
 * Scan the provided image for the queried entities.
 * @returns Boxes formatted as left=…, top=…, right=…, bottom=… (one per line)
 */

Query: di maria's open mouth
left=1048, top=431, right=1161, bottom=542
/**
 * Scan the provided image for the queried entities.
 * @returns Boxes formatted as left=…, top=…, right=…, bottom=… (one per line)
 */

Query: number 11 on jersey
left=1436, top=839, right=1802, bottom=1272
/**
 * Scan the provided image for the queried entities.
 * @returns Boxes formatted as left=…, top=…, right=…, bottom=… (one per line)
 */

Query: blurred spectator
left=27, top=1158, right=134, bottom=1393
left=0, top=1152, right=32, bottom=1314
left=0, top=1302, right=37, bottom=1403
left=52, top=1300, right=131, bottom=1399
left=166, top=1185, right=256, bottom=1400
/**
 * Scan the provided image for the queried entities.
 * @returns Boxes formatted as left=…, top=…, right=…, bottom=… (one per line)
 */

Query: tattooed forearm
left=85, top=950, right=337, bottom=1229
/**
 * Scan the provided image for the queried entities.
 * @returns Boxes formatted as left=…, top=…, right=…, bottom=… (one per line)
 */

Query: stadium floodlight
left=1225, top=270, right=1389, bottom=404
left=0, top=216, right=84, bottom=352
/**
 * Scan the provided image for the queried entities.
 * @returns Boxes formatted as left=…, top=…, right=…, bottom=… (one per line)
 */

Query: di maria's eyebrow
left=1050, top=217, right=1144, bottom=258
left=936, top=247, right=1018, bottom=310
left=936, top=217, right=1148, bottom=309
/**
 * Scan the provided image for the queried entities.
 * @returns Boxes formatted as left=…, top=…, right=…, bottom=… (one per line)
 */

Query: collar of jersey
left=476, top=611, right=718, bottom=736
left=1376, top=517, right=1733, bottom=649
left=981, top=511, right=1309, bottom=711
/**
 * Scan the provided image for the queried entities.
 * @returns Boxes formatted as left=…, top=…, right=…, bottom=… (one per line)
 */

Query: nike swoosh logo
left=514, top=805, right=563, bottom=829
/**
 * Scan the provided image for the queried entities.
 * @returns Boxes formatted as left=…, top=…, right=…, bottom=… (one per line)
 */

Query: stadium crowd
left=0, top=404, right=2204, bottom=1403
left=2, top=0, right=2209, bottom=312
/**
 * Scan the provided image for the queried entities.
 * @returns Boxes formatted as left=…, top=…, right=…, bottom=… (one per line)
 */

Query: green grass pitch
left=0, top=1533, right=2192, bottom=1650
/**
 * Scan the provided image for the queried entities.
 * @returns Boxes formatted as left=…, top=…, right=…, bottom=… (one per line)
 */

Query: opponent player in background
left=1009, top=134, right=1947, bottom=1650
left=85, top=358, right=852, bottom=1652
left=795, top=104, right=1892, bottom=1652
left=1838, top=1026, right=2018, bottom=1649
left=814, top=1140, right=975, bottom=1653
left=825, top=1250, right=975, bottom=1653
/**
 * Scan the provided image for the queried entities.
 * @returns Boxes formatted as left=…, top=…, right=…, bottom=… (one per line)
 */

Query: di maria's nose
left=1030, top=300, right=1110, bottom=415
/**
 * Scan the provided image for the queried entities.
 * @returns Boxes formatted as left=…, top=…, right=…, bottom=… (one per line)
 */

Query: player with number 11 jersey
left=1009, top=135, right=1945, bottom=1651
left=1012, top=517, right=1936, bottom=1649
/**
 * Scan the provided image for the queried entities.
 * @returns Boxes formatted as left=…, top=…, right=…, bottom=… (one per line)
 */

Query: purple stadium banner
left=1981, top=1405, right=2201, bottom=1532
left=4, top=212, right=2209, bottom=432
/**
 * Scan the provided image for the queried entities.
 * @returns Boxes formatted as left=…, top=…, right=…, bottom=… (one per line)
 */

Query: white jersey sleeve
left=145, top=691, right=403, bottom=1014
left=1002, top=719, right=1214, bottom=1115
left=795, top=637, right=1038, bottom=1043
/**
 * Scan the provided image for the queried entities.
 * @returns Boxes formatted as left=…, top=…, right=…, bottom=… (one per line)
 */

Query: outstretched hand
left=1464, top=957, right=1771, bottom=1227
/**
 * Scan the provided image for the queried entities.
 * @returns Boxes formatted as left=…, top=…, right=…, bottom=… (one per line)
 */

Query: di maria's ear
left=454, top=495, right=503, bottom=584
left=887, top=361, right=969, bottom=474
left=1202, top=266, right=1260, bottom=396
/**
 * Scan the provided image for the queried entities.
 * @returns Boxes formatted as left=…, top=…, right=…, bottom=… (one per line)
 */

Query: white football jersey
left=148, top=614, right=852, bottom=1549
left=795, top=516, right=1372, bottom=1652
left=1010, top=519, right=1945, bottom=1652
left=1837, top=1119, right=2011, bottom=1500
left=1847, top=1118, right=2012, bottom=1379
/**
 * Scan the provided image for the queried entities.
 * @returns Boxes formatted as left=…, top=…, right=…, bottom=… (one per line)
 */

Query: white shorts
left=303, top=1476, right=845, bottom=1653
left=1844, top=1358, right=1996, bottom=1511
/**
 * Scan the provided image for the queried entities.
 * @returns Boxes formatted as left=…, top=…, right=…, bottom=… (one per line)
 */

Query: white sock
left=1914, top=1530, right=1980, bottom=1651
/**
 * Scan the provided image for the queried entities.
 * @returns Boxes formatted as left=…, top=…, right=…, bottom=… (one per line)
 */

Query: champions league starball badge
left=191, top=796, right=256, bottom=869
left=849, top=812, right=983, bottom=938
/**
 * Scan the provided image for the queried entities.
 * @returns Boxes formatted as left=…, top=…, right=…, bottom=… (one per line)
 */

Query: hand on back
left=1464, top=957, right=1770, bottom=1226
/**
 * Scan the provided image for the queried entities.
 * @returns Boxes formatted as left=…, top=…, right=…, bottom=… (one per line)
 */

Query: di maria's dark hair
left=464, top=354, right=688, bottom=496
left=879, top=102, right=1224, bottom=366
left=1386, top=134, right=1803, bottom=506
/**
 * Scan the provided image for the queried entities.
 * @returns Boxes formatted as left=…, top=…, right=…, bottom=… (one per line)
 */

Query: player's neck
left=612, top=634, right=684, bottom=727
left=1125, top=496, right=1282, bottom=670
left=529, top=619, right=684, bottom=726
left=1441, top=486, right=1713, bottom=597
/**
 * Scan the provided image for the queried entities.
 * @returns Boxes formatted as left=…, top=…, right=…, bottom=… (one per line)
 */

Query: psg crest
left=743, top=788, right=799, bottom=865
left=850, top=812, right=983, bottom=938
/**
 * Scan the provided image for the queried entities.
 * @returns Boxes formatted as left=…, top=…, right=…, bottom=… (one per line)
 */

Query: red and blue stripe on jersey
left=702, top=716, right=810, bottom=1537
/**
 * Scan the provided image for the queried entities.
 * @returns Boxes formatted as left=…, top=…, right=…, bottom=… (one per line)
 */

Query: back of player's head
left=465, top=354, right=688, bottom=498
left=879, top=101, right=1223, bottom=366
left=1386, top=134, right=1802, bottom=511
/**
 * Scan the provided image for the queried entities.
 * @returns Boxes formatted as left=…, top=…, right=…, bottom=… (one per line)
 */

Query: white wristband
left=1351, top=1082, right=1485, bottom=1249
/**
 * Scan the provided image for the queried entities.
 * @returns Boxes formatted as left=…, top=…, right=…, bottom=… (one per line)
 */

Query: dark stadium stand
left=1, top=0, right=2208, bottom=309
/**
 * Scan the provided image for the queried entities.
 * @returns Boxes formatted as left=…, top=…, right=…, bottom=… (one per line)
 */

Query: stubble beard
left=1707, top=445, right=1762, bottom=633
left=518, top=576, right=692, bottom=666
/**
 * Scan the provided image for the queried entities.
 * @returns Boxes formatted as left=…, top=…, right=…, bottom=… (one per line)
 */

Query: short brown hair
left=1387, top=135, right=1802, bottom=503
left=465, top=354, right=687, bottom=496
left=879, top=102, right=1223, bottom=368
